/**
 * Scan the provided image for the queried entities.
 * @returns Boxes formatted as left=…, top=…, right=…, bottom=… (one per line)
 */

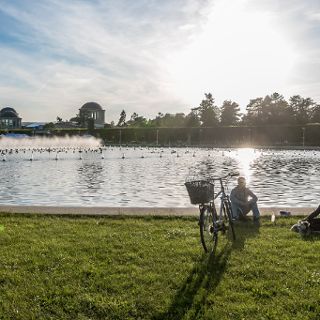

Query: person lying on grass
left=230, top=176, right=260, bottom=222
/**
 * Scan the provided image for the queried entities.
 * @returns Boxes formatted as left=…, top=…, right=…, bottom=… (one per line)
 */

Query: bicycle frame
left=198, top=175, right=233, bottom=219
left=211, top=175, right=232, bottom=221
left=196, top=172, right=238, bottom=253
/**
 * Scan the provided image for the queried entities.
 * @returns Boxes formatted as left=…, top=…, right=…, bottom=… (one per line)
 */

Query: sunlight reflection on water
left=0, top=147, right=319, bottom=207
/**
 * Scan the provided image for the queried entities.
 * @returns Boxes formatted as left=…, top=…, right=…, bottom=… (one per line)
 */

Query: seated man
left=230, top=176, right=260, bottom=221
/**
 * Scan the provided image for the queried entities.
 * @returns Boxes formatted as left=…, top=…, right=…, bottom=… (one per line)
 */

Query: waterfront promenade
left=0, top=205, right=311, bottom=216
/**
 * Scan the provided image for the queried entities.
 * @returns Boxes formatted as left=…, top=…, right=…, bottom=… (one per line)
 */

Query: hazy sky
left=0, top=0, right=319, bottom=122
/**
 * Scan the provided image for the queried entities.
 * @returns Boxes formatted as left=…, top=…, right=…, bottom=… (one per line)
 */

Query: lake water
left=0, top=144, right=319, bottom=208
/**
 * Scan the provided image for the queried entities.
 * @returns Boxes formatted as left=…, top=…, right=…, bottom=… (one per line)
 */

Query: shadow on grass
left=301, top=233, right=320, bottom=241
left=231, top=220, right=261, bottom=251
left=154, top=221, right=260, bottom=320
left=153, top=244, right=231, bottom=320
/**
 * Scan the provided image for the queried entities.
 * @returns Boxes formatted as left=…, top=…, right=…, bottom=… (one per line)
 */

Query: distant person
left=230, top=176, right=260, bottom=221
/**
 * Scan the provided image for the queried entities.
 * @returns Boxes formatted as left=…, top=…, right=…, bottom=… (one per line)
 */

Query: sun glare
left=167, top=0, right=297, bottom=108
left=232, top=148, right=260, bottom=183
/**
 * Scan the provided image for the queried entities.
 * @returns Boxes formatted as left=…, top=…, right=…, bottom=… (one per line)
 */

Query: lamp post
left=302, top=127, right=306, bottom=148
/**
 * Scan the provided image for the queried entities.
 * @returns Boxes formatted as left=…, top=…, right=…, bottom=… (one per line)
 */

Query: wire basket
left=185, top=180, right=214, bottom=204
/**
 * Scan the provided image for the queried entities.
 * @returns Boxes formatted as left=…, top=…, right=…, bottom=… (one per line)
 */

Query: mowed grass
left=0, top=214, right=319, bottom=320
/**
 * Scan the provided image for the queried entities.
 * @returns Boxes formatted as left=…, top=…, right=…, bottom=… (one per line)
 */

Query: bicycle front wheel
left=223, top=199, right=236, bottom=241
left=199, top=205, right=218, bottom=253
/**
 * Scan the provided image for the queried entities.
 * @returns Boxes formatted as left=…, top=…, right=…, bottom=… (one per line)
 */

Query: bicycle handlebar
left=210, top=172, right=239, bottom=181
left=229, top=172, right=240, bottom=177
left=186, top=172, right=239, bottom=186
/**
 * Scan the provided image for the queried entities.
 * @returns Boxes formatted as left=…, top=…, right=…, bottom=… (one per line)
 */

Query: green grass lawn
left=0, top=213, right=319, bottom=320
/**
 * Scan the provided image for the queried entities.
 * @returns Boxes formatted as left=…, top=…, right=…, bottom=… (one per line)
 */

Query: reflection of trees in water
left=77, top=163, right=104, bottom=191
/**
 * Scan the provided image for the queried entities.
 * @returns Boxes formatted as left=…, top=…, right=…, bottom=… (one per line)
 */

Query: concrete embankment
left=0, top=206, right=312, bottom=217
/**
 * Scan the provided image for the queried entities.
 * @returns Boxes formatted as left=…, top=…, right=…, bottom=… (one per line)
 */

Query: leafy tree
left=263, top=93, right=291, bottom=124
left=117, top=110, right=127, bottom=127
left=43, top=122, right=55, bottom=130
left=289, top=95, right=315, bottom=124
left=56, top=116, right=62, bottom=123
left=171, top=113, right=186, bottom=127
left=151, top=113, right=186, bottom=127
left=69, top=114, right=81, bottom=125
left=244, top=93, right=291, bottom=125
left=198, top=93, right=219, bottom=127
left=151, top=112, right=164, bottom=127
left=185, top=108, right=201, bottom=127
left=220, top=100, right=240, bottom=125
left=243, top=97, right=264, bottom=125
left=127, top=112, right=148, bottom=127
left=310, top=104, right=320, bottom=123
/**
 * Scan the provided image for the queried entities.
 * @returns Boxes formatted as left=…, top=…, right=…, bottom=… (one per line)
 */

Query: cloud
left=0, top=0, right=210, bottom=121
left=0, top=0, right=320, bottom=122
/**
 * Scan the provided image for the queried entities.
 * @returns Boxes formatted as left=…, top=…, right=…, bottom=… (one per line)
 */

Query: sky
left=0, top=0, right=320, bottom=122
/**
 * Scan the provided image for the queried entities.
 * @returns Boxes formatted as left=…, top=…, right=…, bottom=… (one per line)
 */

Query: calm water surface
left=0, top=147, right=319, bottom=207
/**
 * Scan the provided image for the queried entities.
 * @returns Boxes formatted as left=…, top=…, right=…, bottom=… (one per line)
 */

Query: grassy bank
left=0, top=214, right=319, bottom=319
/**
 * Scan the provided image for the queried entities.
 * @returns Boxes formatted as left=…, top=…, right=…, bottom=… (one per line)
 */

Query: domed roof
left=80, top=102, right=103, bottom=111
left=0, top=107, right=19, bottom=118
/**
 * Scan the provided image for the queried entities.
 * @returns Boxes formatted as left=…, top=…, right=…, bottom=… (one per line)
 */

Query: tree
left=289, top=95, right=315, bottom=124
left=127, top=112, right=148, bottom=127
left=243, top=97, right=264, bottom=125
left=263, top=93, right=291, bottom=125
left=220, top=100, right=240, bottom=125
left=310, top=104, right=320, bottom=123
left=152, top=112, right=164, bottom=127
left=198, top=93, right=219, bottom=127
left=117, top=110, right=126, bottom=127
left=185, top=108, right=201, bottom=127
left=69, top=114, right=81, bottom=125
left=243, top=93, right=292, bottom=125
left=56, top=116, right=62, bottom=123
left=43, top=122, right=55, bottom=130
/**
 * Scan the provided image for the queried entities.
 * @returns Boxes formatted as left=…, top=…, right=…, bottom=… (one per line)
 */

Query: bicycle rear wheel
left=199, top=205, right=218, bottom=253
left=222, top=199, right=236, bottom=241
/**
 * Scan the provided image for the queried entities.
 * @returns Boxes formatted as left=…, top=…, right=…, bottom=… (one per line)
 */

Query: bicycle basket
left=185, top=180, right=214, bottom=204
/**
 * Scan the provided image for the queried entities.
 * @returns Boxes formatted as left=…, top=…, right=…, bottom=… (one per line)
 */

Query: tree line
left=112, top=92, right=320, bottom=128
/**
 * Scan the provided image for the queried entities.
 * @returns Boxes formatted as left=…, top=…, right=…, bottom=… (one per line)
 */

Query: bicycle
left=185, top=173, right=238, bottom=253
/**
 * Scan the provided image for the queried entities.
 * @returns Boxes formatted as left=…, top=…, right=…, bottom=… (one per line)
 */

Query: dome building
left=0, top=107, right=22, bottom=129
left=79, top=102, right=105, bottom=128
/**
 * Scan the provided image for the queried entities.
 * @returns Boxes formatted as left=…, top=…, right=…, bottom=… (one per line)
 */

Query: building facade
left=79, top=102, right=105, bottom=129
left=0, top=107, right=22, bottom=129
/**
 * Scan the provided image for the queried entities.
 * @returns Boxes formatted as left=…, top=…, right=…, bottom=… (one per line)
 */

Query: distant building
left=0, top=107, right=22, bottom=129
left=24, top=122, right=47, bottom=130
left=79, top=102, right=105, bottom=129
